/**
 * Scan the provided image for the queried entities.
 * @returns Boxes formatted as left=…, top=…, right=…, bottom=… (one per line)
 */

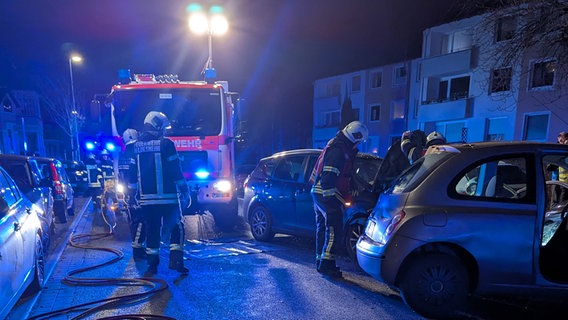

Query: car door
left=263, top=155, right=307, bottom=232
left=295, top=154, right=319, bottom=232
left=0, top=169, right=32, bottom=311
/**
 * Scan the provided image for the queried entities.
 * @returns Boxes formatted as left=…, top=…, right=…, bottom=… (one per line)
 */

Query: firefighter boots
left=317, top=259, right=342, bottom=279
left=133, top=247, right=147, bottom=260
left=146, top=254, right=159, bottom=275
left=169, top=250, right=189, bottom=274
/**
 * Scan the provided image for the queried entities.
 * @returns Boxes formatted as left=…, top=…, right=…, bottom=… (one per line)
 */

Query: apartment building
left=313, top=5, right=567, bottom=157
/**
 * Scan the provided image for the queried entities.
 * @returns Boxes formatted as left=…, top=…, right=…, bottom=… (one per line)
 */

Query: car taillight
left=385, top=210, right=405, bottom=236
left=54, top=181, right=64, bottom=195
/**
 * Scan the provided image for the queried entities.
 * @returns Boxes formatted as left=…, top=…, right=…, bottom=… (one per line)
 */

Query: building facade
left=314, top=5, right=568, bottom=158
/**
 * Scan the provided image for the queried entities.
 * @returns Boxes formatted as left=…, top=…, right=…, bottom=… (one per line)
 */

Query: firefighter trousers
left=313, top=194, right=344, bottom=262
left=141, top=203, right=184, bottom=266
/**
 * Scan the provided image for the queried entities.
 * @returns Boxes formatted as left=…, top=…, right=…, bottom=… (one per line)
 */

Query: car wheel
left=399, top=252, right=469, bottom=319
left=344, top=221, right=365, bottom=262
left=249, top=205, right=274, bottom=241
left=28, top=234, right=46, bottom=293
left=54, top=201, right=67, bottom=223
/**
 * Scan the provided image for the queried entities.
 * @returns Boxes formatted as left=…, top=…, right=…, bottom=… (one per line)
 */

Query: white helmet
left=426, top=131, right=446, bottom=146
left=122, top=128, right=138, bottom=144
left=101, top=149, right=110, bottom=155
left=144, top=111, right=170, bottom=132
left=342, top=121, right=368, bottom=144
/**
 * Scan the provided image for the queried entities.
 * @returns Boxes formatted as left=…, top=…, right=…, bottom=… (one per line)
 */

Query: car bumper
left=356, top=234, right=386, bottom=281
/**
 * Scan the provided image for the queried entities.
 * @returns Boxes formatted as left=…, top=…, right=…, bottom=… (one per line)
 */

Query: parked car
left=356, top=141, right=568, bottom=319
left=62, top=160, right=88, bottom=196
left=0, top=154, right=54, bottom=253
left=34, top=157, right=75, bottom=223
left=0, top=166, right=46, bottom=320
left=240, top=149, right=382, bottom=261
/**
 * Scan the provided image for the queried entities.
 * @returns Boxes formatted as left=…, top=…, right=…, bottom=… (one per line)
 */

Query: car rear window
left=389, top=152, right=454, bottom=194
left=250, top=159, right=276, bottom=180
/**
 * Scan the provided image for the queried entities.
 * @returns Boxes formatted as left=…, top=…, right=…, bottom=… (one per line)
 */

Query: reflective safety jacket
left=310, top=132, right=357, bottom=206
left=85, top=158, right=102, bottom=188
left=126, top=131, right=185, bottom=206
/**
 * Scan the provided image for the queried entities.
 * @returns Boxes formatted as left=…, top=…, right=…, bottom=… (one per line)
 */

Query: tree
left=341, top=92, right=356, bottom=128
left=33, top=75, right=86, bottom=159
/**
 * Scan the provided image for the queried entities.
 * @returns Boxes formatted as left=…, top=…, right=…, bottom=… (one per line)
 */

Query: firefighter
left=99, top=149, right=114, bottom=180
left=400, top=130, right=445, bottom=165
left=119, top=128, right=147, bottom=259
left=310, top=120, right=368, bottom=278
left=126, top=111, right=191, bottom=275
left=85, top=152, right=103, bottom=210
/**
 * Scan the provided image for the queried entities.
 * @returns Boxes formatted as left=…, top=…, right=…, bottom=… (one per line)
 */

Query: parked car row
left=0, top=154, right=79, bottom=319
left=238, top=149, right=382, bottom=261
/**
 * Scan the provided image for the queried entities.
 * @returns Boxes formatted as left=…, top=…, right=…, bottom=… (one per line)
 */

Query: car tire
left=249, top=205, right=274, bottom=241
left=27, top=234, right=46, bottom=294
left=344, top=220, right=365, bottom=262
left=54, top=201, right=67, bottom=223
left=399, top=252, right=470, bottom=319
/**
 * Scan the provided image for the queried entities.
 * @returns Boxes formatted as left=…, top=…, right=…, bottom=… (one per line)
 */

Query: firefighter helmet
left=101, top=149, right=110, bottom=155
left=122, top=128, right=138, bottom=144
left=426, top=131, right=446, bottom=146
left=144, top=111, right=170, bottom=132
left=342, top=121, right=368, bottom=144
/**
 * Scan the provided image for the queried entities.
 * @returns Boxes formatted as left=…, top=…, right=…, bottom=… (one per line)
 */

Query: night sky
left=0, top=0, right=461, bottom=162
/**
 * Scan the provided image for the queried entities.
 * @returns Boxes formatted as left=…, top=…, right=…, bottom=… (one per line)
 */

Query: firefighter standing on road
left=126, top=111, right=191, bottom=275
left=310, top=121, right=368, bottom=278
left=85, top=153, right=103, bottom=210
left=119, top=128, right=147, bottom=259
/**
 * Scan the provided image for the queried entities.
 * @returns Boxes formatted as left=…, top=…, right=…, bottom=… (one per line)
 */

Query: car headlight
left=213, top=180, right=232, bottom=193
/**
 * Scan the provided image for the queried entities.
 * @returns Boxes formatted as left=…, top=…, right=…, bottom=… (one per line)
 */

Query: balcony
left=418, top=97, right=472, bottom=122
left=421, top=49, right=473, bottom=78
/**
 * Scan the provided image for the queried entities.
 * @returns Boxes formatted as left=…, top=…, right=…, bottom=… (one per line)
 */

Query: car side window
left=0, top=170, right=19, bottom=207
left=250, top=159, right=276, bottom=180
left=273, top=156, right=304, bottom=182
left=454, top=157, right=527, bottom=200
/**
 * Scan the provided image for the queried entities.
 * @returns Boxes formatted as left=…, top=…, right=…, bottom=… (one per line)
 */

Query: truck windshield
left=111, top=87, right=223, bottom=137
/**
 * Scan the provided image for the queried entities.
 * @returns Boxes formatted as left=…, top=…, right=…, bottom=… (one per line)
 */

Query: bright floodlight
left=189, top=12, right=209, bottom=35
left=210, top=15, right=228, bottom=36
left=70, top=54, right=83, bottom=63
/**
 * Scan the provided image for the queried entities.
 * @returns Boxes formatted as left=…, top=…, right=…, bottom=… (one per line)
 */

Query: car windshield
left=354, top=155, right=382, bottom=186
left=388, top=152, right=454, bottom=194
left=111, top=87, right=223, bottom=137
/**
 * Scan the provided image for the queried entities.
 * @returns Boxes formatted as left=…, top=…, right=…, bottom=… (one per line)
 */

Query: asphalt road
left=8, top=196, right=568, bottom=320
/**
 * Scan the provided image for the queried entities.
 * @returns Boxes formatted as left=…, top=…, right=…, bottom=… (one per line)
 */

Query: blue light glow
left=85, top=141, right=96, bottom=150
left=195, top=170, right=210, bottom=179
left=105, top=142, right=116, bottom=152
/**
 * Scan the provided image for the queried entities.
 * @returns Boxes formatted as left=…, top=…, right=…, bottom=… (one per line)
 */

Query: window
left=490, top=67, right=512, bottom=93
left=393, top=66, right=407, bottom=85
left=391, top=100, right=405, bottom=120
left=437, top=76, right=470, bottom=101
left=454, top=157, right=527, bottom=201
left=370, top=105, right=381, bottom=121
left=273, top=156, right=304, bottom=181
left=370, top=71, right=382, bottom=88
left=486, top=117, right=507, bottom=141
left=531, top=60, right=555, bottom=88
left=352, top=75, right=361, bottom=92
left=523, top=113, right=549, bottom=141
left=324, top=111, right=340, bottom=127
left=495, top=16, right=516, bottom=42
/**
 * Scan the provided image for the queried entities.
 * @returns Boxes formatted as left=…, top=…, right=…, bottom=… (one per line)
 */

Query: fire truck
left=106, top=71, right=239, bottom=229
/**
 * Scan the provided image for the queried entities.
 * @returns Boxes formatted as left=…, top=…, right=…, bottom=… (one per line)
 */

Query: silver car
left=357, top=141, right=568, bottom=319
left=0, top=166, right=46, bottom=319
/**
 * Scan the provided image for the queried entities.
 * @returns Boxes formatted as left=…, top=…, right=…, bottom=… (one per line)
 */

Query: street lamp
left=69, top=54, right=82, bottom=162
left=188, top=3, right=228, bottom=80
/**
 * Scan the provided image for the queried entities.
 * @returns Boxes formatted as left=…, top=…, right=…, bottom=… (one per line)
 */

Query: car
left=235, top=164, right=257, bottom=199
left=34, top=157, right=75, bottom=223
left=0, top=154, right=54, bottom=253
left=356, top=141, right=568, bottom=319
left=0, top=166, right=46, bottom=320
left=62, top=160, right=88, bottom=196
left=240, top=149, right=382, bottom=261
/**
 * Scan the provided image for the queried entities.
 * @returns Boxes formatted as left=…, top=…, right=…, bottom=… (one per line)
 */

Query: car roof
left=261, top=148, right=383, bottom=162
left=431, top=141, right=568, bottom=155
